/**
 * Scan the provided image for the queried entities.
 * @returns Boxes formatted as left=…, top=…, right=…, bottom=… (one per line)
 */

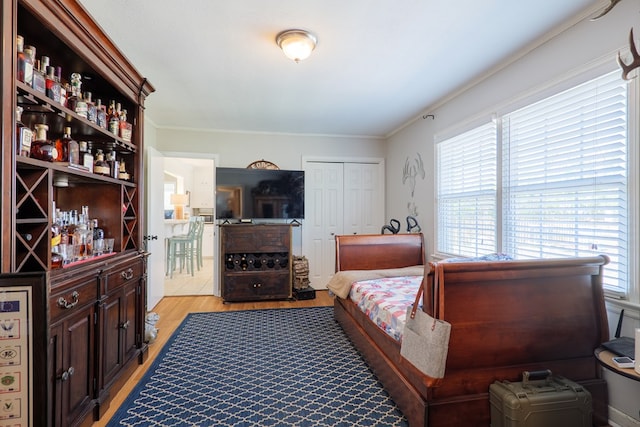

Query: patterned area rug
left=108, top=307, right=408, bottom=426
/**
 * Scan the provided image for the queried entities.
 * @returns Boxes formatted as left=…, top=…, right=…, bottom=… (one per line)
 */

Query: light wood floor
left=92, top=291, right=335, bottom=426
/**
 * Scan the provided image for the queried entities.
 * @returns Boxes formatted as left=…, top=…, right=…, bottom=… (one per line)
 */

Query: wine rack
left=220, top=224, right=293, bottom=302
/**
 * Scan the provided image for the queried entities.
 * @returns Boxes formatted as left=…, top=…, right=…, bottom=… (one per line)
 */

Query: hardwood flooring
left=92, top=291, right=335, bottom=426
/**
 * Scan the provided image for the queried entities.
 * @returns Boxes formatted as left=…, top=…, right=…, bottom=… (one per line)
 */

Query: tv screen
left=215, top=167, right=305, bottom=220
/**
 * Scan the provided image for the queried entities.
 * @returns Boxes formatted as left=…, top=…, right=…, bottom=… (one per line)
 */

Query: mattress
left=348, top=275, right=423, bottom=341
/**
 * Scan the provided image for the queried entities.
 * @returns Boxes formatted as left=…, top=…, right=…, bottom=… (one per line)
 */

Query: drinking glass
left=104, top=238, right=115, bottom=253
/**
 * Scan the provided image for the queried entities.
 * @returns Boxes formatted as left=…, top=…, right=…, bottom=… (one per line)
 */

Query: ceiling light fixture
left=276, top=29, right=317, bottom=63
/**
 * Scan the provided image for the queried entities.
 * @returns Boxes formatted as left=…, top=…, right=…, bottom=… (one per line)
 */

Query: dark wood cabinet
left=1, top=1, right=154, bottom=426
left=220, top=224, right=293, bottom=302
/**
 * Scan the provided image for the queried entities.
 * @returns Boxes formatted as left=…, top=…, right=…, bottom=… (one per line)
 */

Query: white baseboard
left=609, top=405, right=640, bottom=427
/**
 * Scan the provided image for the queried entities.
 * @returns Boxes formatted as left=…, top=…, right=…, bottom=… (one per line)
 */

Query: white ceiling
left=78, top=0, right=602, bottom=138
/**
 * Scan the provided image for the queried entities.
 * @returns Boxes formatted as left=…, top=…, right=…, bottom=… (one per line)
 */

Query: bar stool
left=165, top=217, right=204, bottom=278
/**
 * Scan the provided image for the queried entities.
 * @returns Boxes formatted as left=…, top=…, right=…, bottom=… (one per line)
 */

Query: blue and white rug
left=108, top=307, right=408, bottom=426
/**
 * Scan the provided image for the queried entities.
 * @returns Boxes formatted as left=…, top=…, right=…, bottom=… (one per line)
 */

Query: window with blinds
left=436, top=71, right=628, bottom=295
left=436, top=122, right=497, bottom=257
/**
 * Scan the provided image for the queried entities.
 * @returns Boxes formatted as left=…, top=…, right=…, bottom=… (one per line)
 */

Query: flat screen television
left=215, top=167, right=304, bottom=220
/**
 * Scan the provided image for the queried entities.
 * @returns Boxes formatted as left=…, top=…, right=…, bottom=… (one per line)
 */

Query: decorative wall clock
left=247, top=159, right=280, bottom=170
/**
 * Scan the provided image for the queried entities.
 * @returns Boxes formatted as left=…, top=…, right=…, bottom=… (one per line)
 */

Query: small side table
left=595, top=347, right=640, bottom=382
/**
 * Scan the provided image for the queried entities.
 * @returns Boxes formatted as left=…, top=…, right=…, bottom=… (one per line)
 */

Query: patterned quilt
left=346, top=253, right=513, bottom=342
left=349, top=275, right=423, bottom=342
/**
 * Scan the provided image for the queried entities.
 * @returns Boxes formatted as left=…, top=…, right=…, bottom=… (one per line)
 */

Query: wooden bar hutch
left=1, top=1, right=154, bottom=425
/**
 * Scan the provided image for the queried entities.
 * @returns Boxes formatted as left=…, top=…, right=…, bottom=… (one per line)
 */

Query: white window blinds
left=436, top=122, right=497, bottom=257
left=502, top=71, right=628, bottom=294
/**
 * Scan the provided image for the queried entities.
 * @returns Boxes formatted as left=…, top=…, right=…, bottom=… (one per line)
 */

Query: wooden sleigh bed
left=330, top=233, right=610, bottom=426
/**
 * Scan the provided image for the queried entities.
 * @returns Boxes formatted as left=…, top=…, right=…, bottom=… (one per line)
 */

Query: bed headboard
left=335, top=233, right=425, bottom=272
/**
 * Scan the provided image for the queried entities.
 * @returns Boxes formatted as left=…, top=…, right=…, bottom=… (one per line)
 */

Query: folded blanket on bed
left=327, top=266, right=424, bottom=299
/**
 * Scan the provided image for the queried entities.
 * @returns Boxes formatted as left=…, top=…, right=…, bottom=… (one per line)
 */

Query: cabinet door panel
left=101, top=295, right=123, bottom=386
left=123, top=282, right=138, bottom=361
left=61, top=306, right=95, bottom=427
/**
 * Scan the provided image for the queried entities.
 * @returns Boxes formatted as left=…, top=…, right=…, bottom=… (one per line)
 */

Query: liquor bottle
left=73, top=222, right=92, bottom=260
left=67, top=132, right=80, bottom=166
left=15, top=106, right=33, bottom=157
left=32, top=56, right=47, bottom=94
left=56, top=67, right=67, bottom=107
left=108, top=101, right=119, bottom=136
left=16, top=35, right=33, bottom=85
left=85, top=92, right=97, bottom=123
left=30, top=124, right=58, bottom=161
left=45, top=66, right=61, bottom=103
left=21, top=46, right=34, bottom=87
left=54, top=127, right=75, bottom=162
left=118, top=161, right=130, bottom=181
left=107, top=150, right=119, bottom=179
left=81, top=142, right=94, bottom=173
left=93, top=149, right=110, bottom=176
left=119, top=109, right=133, bottom=142
left=67, top=73, right=82, bottom=112
left=51, top=213, right=63, bottom=269
left=74, top=79, right=88, bottom=119
left=95, top=99, right=107, bottom=129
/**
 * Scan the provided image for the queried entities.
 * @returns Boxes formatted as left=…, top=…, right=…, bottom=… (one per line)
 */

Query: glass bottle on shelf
left=68, top=135, right=80, bottom=166
left=45, top=66, right=61, bottom=103
left=56, top=67, right=67, bottom=107
left=73, top=75, right=88, bottom=119
left=93, top=149, right=110, bottom=176
left=107, top=150, right=119, bottom=179
left=22, top=46, right=34, bottom=88
left=67, top=73, right=82, bottom=112
left=51, top=211, right=63, bottom=269
left=30, top=124, right=58, bottom=161
left=81, top=142, right=94, bottom=173
left=32, top=55, right=47, bottom=94
left=15, top=106, right=33, bottom=157
left=73, top=221, right=92, bottom=261
left=95, top=99, right=107, bottom=129
left=85, top=92, right=97, bottom=123
left=118, top=161, right=130, bottom=181
left=108, top=100, right=119, bottom=136
left=119, top=109, right=133, bottom=142
left=54, top=126, right=74, bottom=162
left=16, top=35, right=33, bottom=85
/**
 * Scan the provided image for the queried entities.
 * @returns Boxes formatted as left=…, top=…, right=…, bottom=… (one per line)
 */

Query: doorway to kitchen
left=162, top=156, right=216, bottom=297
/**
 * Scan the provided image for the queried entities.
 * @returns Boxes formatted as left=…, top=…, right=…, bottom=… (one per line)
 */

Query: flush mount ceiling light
left=276, top=29, right=317, bottom=63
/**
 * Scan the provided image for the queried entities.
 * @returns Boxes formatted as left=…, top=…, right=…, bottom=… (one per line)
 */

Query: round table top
left=595, top=347, right=640, bottom=382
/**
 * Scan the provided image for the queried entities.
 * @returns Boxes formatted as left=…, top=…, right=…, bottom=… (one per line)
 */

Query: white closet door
left=305, top=162, right=344, bottom=289
left=303, top=160, right=385, bottom=290
left=343, top=163, right=384, bottom=236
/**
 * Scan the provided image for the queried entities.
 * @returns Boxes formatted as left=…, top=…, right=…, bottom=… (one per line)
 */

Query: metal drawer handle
left=121, top=268, right=134, bottom=280
left=253, top=283, right=262, bottom=288
left=120, top=320, right=130, bottom=330
left=58, top=366, right=75, bottom=381
left=57, top=291, right=79, bottom=309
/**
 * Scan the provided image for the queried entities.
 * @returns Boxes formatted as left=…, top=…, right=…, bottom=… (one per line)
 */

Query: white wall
left=155, top=128, right=385, bottom=169
left=385, top=3, right=640, bottom=424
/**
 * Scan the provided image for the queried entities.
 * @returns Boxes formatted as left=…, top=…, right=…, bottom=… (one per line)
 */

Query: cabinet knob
left=121, top=268, right=134, bottom=280
left=120, top=320, right=130, bottom=329
left=253, top=283, right=262, bottom=288
left=58, top=366, right=75, bottom=381
left=57, top=291, right=79, bottom=309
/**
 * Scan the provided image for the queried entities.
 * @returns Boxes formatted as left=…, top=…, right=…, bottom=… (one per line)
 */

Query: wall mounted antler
left=618, top=28, right=640, bottom=80
left=591, top=0, right=623, bottom=20
left=591, top=0, right=640, bottom=80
